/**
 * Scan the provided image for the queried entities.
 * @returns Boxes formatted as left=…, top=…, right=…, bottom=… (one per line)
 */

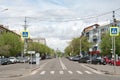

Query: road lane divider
left=59, top=58, right=67, bottom=70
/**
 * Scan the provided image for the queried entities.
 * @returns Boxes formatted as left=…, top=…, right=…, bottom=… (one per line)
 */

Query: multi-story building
left=82, top=20, right=120, bottom=55
left=27, top=38, right=46, bottom=45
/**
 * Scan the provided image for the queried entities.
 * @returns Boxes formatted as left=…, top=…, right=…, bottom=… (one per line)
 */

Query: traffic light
left=110, top=49, right=113, bottom=54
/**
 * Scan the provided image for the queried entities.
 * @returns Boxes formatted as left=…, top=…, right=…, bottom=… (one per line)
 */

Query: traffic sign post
left=36, top=53, right=40, bottom=65
left=110, top=27, right=119, bottom=36
left=110, top=26, right=119, bottom=74
left=21, top=31, right=29, bottom=38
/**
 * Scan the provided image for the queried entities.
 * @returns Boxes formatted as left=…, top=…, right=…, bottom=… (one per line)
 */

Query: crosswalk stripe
left=40, top=71, right=46, bottom=75
left=85, top=71, right=92, bottom=74
left=68, top=71, right=73, bottom=74
left=40, top=70, right=97, bottom=75
left=76, top=71, right=83, bottom=74
left=59, top=71, right=64, bottom=74
left=50, top=71, right=55, bottom=74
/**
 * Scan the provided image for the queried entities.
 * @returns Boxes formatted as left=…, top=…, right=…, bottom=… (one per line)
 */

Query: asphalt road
left=1, top=57, right=120, bottom=80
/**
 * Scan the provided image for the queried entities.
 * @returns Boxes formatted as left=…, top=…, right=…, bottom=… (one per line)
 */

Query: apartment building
left=27, top=38, right=46, bottom=45
left=82, top=20, right=120, bottom=54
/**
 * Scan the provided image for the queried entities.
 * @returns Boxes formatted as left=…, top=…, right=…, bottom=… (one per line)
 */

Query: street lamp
left=79, top=36, right=83, bottom=57
left=0, top=8, right=8, bottom=12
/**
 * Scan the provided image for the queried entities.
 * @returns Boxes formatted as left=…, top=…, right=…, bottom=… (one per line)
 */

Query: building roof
left=83, top=24, right=99, bottom=32
left=0, top=24, right=20, bottom=37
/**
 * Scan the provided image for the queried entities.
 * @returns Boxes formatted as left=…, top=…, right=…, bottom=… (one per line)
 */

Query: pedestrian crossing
left=39, top=70, right=102, bottom=75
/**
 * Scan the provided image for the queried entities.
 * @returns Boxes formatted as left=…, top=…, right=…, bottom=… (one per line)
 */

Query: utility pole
left=112, top=11, right=116, bottom=73
left=23, top=17, right=28, bottom=56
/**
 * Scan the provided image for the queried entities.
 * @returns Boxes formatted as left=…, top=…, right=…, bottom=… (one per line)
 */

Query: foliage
left=0, top=32, right=23, bottom=56
left=27, top=42, right=54, bottom=56
left=100, top=32, right=120, bottom=56
left=64, top=36, right=92, bottom=56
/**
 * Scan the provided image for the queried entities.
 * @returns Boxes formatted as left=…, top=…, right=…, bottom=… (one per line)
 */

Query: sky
left=0, top=0, right=120, bottom=52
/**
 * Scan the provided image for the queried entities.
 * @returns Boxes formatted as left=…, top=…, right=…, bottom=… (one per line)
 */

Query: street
left=0, top=58, right=119, bottom=80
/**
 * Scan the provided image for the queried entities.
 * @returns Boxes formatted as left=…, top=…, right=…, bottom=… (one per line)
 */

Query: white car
left=9, top=57, right=17, bottom=63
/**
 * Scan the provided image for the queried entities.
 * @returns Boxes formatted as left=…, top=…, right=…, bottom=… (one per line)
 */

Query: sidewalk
left=0, top=63, right=40, bottom=78
left=85, top=64, right=120, bottom=75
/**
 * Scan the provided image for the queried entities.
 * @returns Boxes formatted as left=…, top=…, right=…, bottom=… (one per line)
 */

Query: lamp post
left=79, top=37, right=83, bottom=57
left=0, top=8, right=8, bottom=12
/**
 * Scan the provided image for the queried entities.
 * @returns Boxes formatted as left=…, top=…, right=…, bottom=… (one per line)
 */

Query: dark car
left=91, top=57, right=106, bottom=65
left=70, top=56, right=81, bottom=61
left=0, top=58, right=10, bottom=65
left=78, top=56, right=90, bottom=63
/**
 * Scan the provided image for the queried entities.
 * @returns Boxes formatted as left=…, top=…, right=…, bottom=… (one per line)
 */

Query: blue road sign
left=22, top=31, right=29, bottom=38
left=110, top=27, right=119, bottom=36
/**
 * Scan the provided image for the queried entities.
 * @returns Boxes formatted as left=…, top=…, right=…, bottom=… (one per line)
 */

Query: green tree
left=64, top=36, right=92, bottom=56
left=100, top=32, right=120, bottom=56
left=0, top=32, right=23, bottom=56
left=27, top=42, right=54, bottom=56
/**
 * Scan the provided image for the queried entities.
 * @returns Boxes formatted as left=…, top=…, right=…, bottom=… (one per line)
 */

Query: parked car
left=29, top=58, right=36, bottom=64
left=0, top=58, right=10, bottom=65
left=78, top=56, right=90, bottom=63
left=17, top=57, right=29, bottom=63
left=109, top=59, right=120, bottom=66
left=9, top=57, right=17, bottom=63
left=70, top=56, right=80, bottom=61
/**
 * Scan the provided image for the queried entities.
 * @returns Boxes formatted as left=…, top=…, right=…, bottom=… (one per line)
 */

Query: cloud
left=0, top=0, right=120, bottom=52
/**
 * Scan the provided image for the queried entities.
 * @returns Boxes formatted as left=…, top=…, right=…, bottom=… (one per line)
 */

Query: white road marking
left=80, top=64, right=103, bottom=74
left=40, top=71, right=46, bottom=75
left=68, top=71, right=73, bottom=74
left=59, top=58, right=67, bottom=70
left=31, top=71, right=38, bottom=75
left=76, top=71, right=83, bottom=74
left=85, top=71, right=92, bottom=74
left=50, top=71, right=55, bottom=74
left=59, top=71, right=64, bottom=74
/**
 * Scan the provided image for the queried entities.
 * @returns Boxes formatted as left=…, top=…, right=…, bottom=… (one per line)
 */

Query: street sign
left=21, top=31, right=29, bottom=38
left=110, top=27, right=119, bottom=36
left=36, top=53, right=40, bottom=57
left=28, top=51, right=35, bottom=54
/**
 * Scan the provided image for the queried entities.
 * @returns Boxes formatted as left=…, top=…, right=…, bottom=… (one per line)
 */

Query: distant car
left=78, top=56, right=90, bottom=63
left=9, top=57, right=17, bottom=63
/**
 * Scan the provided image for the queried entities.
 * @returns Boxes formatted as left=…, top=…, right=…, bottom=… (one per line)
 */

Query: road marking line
left=31, top=70, right=37, bottom=75
left=85, top=71, right=92, bottom=74
left=50, top=71, right=55, bottom=74
left=59, top=58, right=67, bottom=70
left=59, top=71, right=64, bottom=74
left=76, top=71, right=83, bottom=74
left=80, top=64, right=103, bottom=75
left=68, top=71, right=73, bottom=74
left=40, top=71, right=46, bottom=75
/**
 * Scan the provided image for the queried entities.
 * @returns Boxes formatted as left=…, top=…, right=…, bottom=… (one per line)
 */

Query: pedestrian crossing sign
left=21, top=30, right=30, bottom=38
left=110, top=27, right=119, bottom=36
